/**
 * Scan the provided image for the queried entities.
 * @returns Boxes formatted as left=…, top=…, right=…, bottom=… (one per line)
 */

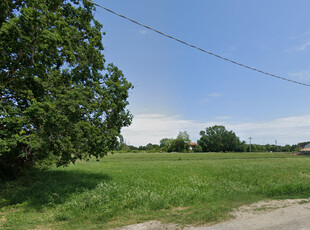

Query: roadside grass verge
left=1, top=152, right=310, bottom=229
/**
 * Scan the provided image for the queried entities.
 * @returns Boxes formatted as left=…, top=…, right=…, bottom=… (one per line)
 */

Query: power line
left=88, top=0, right=310, bottom=87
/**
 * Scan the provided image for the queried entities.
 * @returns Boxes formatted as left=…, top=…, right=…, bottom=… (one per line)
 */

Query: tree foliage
left=198, top=125, right=242, bottom=152
left=176, top=131, right=190, bottom=144
left=160, top=131, right=190, bottom=152
left=159, top=138, right=172, bottom=149
left=192, top=144, right=202, bottom=152
left=0, top=0, right=133, bottom=179
left=167, top=139, right=186, bottom=152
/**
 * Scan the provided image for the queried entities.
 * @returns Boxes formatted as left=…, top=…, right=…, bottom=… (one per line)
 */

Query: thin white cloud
left=215, top=116, right=231, bottom=120
left=209, top=93, right=222, bottom=97
left=122, top=113, right=310, bottom=146
left=288, top=70, right=310, bottom=80
left=287, top=38, right=310, bottom=52
left=122, top=114, right=200, bottom=145
left=199, top=98, right=210, bottom=104
left=252, top=41, right=268, bottom=50
left=230, top=115, right=310, bottom=145
left=229, top=46, right=237, bottom=51
left=297, top=39, right=310, bottom=51
left=139, top=30, right=147, bottom=35
left=199, top=93, right=222, bottom=104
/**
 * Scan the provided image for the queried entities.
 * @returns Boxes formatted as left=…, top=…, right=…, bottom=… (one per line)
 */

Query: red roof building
left=188, top=142, right=198, bottom=150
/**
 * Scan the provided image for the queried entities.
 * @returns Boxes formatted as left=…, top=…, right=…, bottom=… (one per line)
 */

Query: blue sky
left=92, top=0, right=310, bottom=146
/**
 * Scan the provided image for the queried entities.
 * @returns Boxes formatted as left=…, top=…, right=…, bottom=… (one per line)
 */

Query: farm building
left=188, top=142, right=198, bottom=150
left=298, top=141, right=310, bottom=155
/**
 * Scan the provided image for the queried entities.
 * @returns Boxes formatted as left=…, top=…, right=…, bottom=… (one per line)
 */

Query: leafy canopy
left=198, top=125, right=243, bottom=152
left=0, top=0, right=133, bottom=179
left=160, top=131, right=191, bottom=152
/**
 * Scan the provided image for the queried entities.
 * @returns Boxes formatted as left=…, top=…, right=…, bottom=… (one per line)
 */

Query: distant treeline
left=117, top=125, right=298, bottom=153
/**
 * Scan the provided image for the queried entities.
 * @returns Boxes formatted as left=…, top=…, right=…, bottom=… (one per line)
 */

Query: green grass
left=1, top=152, right=310, bottom=229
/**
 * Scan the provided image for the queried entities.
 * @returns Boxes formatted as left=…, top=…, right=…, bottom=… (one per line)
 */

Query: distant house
left=188, top=142, right=198, bottom=151
left=298, top=142, right=310, bottom=155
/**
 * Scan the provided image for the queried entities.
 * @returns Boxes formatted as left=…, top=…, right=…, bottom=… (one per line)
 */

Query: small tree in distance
left=160, top=131, right=191, bottom=153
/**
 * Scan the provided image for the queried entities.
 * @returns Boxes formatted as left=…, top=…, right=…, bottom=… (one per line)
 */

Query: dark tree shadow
left=0, top=169, right=111, bottom=210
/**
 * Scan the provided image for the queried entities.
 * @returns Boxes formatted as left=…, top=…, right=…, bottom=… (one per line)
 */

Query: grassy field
left=1, top=152, right=310, bottom=229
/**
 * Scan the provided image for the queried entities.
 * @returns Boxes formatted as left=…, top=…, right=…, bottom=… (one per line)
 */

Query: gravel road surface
left=115, top=198, right=310, bottom=230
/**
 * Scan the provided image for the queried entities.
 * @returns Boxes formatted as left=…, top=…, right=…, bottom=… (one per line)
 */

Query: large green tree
left=0, top=0, right=133, bottom=179
left=198, top=125, right=242, bottom=152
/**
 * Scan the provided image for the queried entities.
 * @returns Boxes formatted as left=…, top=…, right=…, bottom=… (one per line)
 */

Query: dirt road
left=116, top=198, right=310, bottom=230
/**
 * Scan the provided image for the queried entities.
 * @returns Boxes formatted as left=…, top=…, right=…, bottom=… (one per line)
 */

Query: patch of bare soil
left=232, top=197, right=310, bottom=218
left=114, top=198, right=310, bottom=230
left=30, top=227, right=52, bottom=230
left=171, top=207, right=189, bottom=212
left=0, top=215, right=6, bottom=223
left=113, top=220, right=182, bottom=230
left=193, top=198, right=310, bottom=230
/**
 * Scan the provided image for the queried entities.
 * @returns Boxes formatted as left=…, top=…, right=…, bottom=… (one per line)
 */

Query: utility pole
left=249, top=137, right=253, bottom=152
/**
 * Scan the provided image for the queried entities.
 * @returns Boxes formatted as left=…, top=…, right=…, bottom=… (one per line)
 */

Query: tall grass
left=1, top=152, right=310, bottom=229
